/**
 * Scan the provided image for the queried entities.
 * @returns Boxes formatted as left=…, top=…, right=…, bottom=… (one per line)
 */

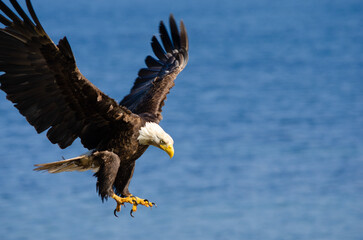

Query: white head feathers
left=138, top=122, right=174, bottom=147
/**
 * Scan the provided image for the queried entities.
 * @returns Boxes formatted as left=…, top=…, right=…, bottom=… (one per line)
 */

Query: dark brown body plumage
left=95, top=119, right=148, bottom=199
left=0, top=0, right=188, bottom=205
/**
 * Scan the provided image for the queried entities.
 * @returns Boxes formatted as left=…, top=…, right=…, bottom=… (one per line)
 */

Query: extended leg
left=94, top=153, right=155, bottom=217
left=93, top=151, right=120, bottom=200
left=112, top=161, right=156, bottom=217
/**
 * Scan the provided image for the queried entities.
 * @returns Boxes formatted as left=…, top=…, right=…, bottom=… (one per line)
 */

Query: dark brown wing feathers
left=0, top=1, right=188, bottom=150
left=120, top=14, right=189, bottom=123
left=0, top=0, right=135, bottom=150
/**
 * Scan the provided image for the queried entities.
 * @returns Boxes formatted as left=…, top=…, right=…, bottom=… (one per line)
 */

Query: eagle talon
left=113, top=202, right=123, bottom=217
left=112, top=194, right=154, bottom=217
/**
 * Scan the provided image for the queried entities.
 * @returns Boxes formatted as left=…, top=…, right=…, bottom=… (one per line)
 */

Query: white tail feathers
left=34, top=153, right=100, bottom=173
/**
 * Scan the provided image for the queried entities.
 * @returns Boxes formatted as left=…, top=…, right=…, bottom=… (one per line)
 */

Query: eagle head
left=137, top=122, right=174, bottom=158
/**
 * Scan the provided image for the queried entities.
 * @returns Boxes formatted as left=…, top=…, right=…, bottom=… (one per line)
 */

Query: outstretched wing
left=120, top=14, right=189, bottom=123
left=0, top=0, right=137, bottom=150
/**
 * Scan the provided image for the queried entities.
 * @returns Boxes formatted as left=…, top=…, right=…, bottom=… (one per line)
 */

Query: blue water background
left=0, top=0, right=362, bottom=239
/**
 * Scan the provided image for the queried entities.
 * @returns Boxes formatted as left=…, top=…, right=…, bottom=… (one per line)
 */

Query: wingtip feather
left=180, top=20, right=188, bottom=51
left=159, top=20, right=173, bottom=53
left=10, top=0, right=35, bottom=27
left=169, top=14, right=180, bottom=49
left=25, top=0, right=45, bottom=34
left=151, top=35, right=167, bottom=62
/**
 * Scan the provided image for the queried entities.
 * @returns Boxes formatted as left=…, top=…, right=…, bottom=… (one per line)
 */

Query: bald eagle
left=0, top=0, right=188, bottom=216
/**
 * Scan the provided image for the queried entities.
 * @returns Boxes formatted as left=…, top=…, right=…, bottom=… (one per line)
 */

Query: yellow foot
left=112, top=194, right=156, bottom=217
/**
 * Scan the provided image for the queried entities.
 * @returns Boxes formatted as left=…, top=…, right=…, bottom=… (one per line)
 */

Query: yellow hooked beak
left=159, top=144, right=174, bottom=158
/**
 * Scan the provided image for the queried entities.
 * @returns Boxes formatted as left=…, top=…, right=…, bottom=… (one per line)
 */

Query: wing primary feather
left=10, top=0, right=35, bottom=27
left=169, top=14, right=180, bottom=49
left=145, top=55, right=163, bottom=68
left=25, top=0, right=46, bottom=34
left=0, top=13, right=11, bottom=26
left=159, top=21, right=173, bottom=53
left=180, top=20, right=188, bottom=51
left=0, top=0, right=22, bottom=24
left=151, top=36, right=167, bottom=62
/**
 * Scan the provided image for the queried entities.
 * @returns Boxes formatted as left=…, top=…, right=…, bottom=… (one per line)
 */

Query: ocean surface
left=0, top=0, right=362, bottom=239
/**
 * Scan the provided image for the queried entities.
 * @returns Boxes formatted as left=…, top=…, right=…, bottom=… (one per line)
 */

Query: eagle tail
left=34, top=152, right=100, bottom=173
